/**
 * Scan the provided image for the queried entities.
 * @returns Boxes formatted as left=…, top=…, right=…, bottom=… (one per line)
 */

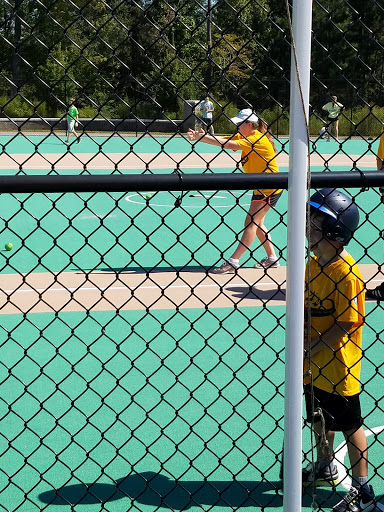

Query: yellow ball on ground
left=5, top=242, right=13, bottom=251
left=146, top=194, right=152, bottom=200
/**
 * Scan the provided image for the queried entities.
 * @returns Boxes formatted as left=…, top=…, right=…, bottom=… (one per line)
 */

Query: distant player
left=66, top=98, right=81, bottom=144
left=322, top=96, right=343, bottom=142
left=199, top=96, right=214, bottom=135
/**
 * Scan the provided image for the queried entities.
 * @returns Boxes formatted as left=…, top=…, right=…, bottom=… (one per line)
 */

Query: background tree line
left=0, top=0, right=383, bottom=134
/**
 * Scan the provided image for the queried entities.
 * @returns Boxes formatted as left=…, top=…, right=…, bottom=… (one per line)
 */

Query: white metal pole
left=284, top=1, right=313, bottom=512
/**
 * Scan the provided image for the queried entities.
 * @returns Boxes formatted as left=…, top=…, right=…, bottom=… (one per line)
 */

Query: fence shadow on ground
left=38, top=471, right=341, bottom=509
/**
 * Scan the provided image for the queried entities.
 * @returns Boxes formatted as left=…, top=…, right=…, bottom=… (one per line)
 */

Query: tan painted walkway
left=0, top=263, right=381, bottom=314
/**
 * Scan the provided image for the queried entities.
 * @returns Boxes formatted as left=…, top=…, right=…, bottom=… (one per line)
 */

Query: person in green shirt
left=66, top=98, right=81, bottom=144
left=322, top=96, right=343, bottom=142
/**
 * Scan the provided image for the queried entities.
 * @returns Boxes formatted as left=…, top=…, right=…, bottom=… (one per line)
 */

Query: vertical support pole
left=284, top=2, right=313, bottom=512
left=65, top=80, right=68, bottom=139
left=207, top=0, right=213, bottom=92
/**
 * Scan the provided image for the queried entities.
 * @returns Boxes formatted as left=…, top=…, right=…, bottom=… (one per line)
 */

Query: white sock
left=352, top=475, right=369, bottom=491
left=228, top=258, right=239, bottom=264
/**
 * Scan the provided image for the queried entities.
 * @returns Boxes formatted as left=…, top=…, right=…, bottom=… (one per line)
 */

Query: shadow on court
left=91, top=266, right=211, bottom=274
left=38, top=472, right=339, bottom=509
left=227, top=286, right=286, bottom=302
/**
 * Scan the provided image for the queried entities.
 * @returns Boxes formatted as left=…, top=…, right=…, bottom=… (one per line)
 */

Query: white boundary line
left=334, top=426, right=384, bottom=490
left=2, top=276, right=383, bottom=297
left=0, top=281, right=283, bottom=295
left=125, top=190, right=253, bottom=209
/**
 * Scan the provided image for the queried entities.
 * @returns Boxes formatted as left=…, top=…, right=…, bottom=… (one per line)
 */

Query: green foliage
left=1, top=0, right=383, bottom=133
left=2, top=94, right=384, bottom=138
left=210, top=102, right=239, bottom=134
left=345, top=106, right=384, bottom=137
left=309, top=106, right=384, bottom=137
left=1, top=96, right=34, bottom=117
left=259, top=106, right=289, bottom=136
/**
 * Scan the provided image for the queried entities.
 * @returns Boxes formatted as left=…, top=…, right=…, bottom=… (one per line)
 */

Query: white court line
left=334, top=426, right=384, bottom=490
left=80, top=214, right=117, bottom=220
left=2, top=276, right=381, bottom=296
left=0, top=281, right=283, bottom=295
left=125, top=191, right=252, bottom=209
left=367, top=279, right=384, bottom=285
left=190, top=194, right=226, bottom=199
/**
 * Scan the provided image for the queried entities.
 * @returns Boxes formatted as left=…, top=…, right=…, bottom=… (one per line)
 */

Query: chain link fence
left=0, top=1, right=384, bottom=511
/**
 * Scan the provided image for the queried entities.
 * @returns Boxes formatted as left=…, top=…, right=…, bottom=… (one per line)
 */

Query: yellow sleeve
left=335, top=275, right=362, bottom=325
left=225, top=133, right=242, bottom=152
left=378, top=130, right=384, bottom=161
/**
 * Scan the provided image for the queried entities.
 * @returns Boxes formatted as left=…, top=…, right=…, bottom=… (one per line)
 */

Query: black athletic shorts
left=304, top=384, right=363, bottom=432
left=251, top=191, right=282, bottom=207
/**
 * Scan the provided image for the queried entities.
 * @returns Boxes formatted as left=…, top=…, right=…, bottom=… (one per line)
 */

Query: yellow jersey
left=304, top=253, right=365, bottom=396
left=377, top=129, right=384, bottom=161
left=230, top=131, right=281, bottom=197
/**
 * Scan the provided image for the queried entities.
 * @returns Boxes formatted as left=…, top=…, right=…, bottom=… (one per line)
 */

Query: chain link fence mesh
left=0, top=0, right=384, bottom=511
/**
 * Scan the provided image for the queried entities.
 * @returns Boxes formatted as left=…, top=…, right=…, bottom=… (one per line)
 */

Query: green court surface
left=0, top=134, right=384, bottom=511
left=0, top=184, right=382, bottom=276
left=0, top=135, right=382, bottom=275
left=0, top=133, right=380, bottom=156
left=0, top=307, right=383, bottom=511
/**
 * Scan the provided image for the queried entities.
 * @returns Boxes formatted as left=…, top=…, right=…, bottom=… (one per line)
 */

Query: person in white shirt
left=199, top=96, right=214, bottom=135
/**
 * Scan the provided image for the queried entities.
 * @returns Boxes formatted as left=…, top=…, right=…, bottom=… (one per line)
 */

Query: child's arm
left=304, top=320, right=355, bottom=356
left=187, top=128, right=239, bottom=151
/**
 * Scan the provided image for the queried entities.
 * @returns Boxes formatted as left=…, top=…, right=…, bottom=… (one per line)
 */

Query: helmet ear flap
left=321, top=217, right=335, bottom=241
left=322, top=217, right=352, bottom=244
left=323, top=223, right=343, bottom=243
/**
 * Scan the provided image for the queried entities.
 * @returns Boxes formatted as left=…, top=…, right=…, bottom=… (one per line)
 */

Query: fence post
left=284, top=1, right=313, bottom=511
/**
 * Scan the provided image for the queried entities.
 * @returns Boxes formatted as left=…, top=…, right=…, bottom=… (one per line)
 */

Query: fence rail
left=0, top=171, right=383, bottom=193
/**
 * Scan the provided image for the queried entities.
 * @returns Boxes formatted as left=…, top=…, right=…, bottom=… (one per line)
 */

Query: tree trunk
left=12, top=0, right=23, bottom=96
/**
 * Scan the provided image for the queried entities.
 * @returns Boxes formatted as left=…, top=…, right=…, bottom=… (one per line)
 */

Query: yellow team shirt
left=230, top=131, right=281, bottom=197
left=377, top=129, right=384, bottom=161
left=304, top=253, right=365, bottom=396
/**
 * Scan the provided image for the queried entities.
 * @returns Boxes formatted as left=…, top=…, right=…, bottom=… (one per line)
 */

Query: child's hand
left=187, top=128, right=205, bottom=141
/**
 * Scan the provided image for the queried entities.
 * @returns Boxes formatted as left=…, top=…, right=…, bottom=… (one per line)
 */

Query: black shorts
left=304, top=384, right=363, bottom=432
left=251, top=191, right=282, bottom=207
left=327, top=117, right=338, bottom=124
left=202, top=118, right=213, bottom=127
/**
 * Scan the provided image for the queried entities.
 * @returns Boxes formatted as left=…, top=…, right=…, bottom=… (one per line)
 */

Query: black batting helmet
left=309, top=188, right=359, bottom=245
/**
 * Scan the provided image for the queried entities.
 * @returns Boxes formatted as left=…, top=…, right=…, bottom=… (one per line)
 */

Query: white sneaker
left=254, top=257, right=280, bottom=269
left=210, top=260, right=239, bottom=274
left=333, top=485, right=375, bottom=512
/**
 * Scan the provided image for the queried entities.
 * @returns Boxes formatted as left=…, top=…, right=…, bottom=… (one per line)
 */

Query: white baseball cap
left=230, top=108, right=259, bottom=125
